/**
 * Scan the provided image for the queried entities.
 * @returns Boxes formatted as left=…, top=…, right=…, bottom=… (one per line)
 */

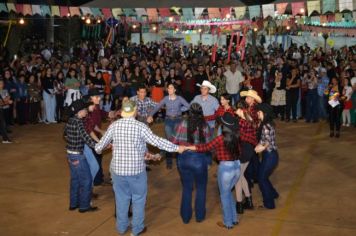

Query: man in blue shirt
left=317, top=68, right=329, bottom=119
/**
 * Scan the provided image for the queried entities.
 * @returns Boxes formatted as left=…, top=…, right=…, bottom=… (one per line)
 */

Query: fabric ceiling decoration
left=158, top=8, right=171, bottom=17
left=80, top=7, right=92, bottom=16
left=69, top=7, right=81, bottom=16
left=291, top=2, right=305, bottom=16
left=208, top=8, right=220, bottom=19
left=0, top=3, right=7, bottom=12
left=276, top=3, right=288, bottom=15
left=135, top=8, right=147, bottom=18
left=112, top=8, right=123, bottom=17
left=234, top=6, right=246, bottom=19
left=91, top=8, right=102, bottom=16
left=307, top=1, right=320, bottom=16
left=101, top=8, right=112, bottom=18
left=220, top=7, right=231, bottom=18
left=51, top=6, right=60, bottom=16
left=171, top=7, right=181, bottom=15
left=123, top=8, right=136, bottom=16
left=339, top=0, right=353, bottom=12
left=262, top=4, right=274, bottom=18
left=147, top=8, right=158, bottom=21
left=194, top=8, right=205, bottom=18
left=322, top=0, right=336, bottom=13
left=40, top=5, right=51, bottom=16
left=182, top=8, right=194, bottom=20
left=60, top=6, right=69, bottom=17
left=15, top=4, right=23, bottom=14
left=32, top=5, right=42, bottom=15
left=248, top=5, right=261, bottom=19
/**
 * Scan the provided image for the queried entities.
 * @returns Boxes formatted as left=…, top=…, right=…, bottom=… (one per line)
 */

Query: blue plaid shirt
left=130, top=95, right=157, bottom=118
left=317, top=76, right=329, bottom=96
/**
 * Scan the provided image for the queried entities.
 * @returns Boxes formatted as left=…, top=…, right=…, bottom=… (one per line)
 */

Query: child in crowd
left=342, top=77, right=353, bottom=127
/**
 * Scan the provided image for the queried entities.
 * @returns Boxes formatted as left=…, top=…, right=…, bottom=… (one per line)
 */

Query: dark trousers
left=329, top=105, right=342, bottom=132
left=3, top=107, right=11, bottom=126
left=29, top=102, right=40, bottom=123
left=305, top=89, right=319, bottom=122
left=56, top=94, right=64, bottom=122
left=17, top=98, right=27, bottom=125
left=177, top=151, right=208, bottom=223
left=286, top=91, right=299, bottom=120
left=245, top=152, right=260, bottom=185
left=258, top=150, right=279, bottom=209
left=92, top=147, right=104, bottom=185
left=273, top=105, right=285, bottom=120
left=0, top=109, right=9, bottom=141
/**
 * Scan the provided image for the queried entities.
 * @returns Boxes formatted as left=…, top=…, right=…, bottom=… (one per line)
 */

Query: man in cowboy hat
left=64, top=99, right=98, bottom=213
left=192, top=80, right=219, bottom=166
left=234, top=89, right=262, bottom=214
left=95, top=100, right=186, bottom=236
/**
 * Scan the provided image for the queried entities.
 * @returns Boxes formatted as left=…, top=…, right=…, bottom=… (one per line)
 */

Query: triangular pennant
left=69, top=7, right=81, bottom=16
left=322, top=0, right=336, bottom=14
left=249, top=5, right=261, bottom=19
left=276, top=3, right=288, bottom=15
left=234, top=7, right=246, bottom=19
left=40, top=5, right=50, bottom=16
left=307, top=1, right=320, bottom=16
left=182, top=8, right=194, bottom=20
left=292, top=2, right=305, bottom=16
left=60, top=6, right=69, bottom=17
left=194, top=8, right=204, bottom=18
left=262, top=4, right=275, bottom=18
left=80, top=7, right=92, bottom=16
left=51, top=6, right=60, bottom=16
left=339, top=0, right=353, bottom=12
left=0, top=3, right=7, bottom=13
left=135, top=8, right=147, bottom=18
left=32, top=5, right=41, bottom=15
left=7, top=3, right=16, bottom=13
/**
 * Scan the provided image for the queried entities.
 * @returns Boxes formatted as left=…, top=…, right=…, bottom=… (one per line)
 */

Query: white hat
left=319, top=67, right=327, bottom=73
left=196, top=80, right=217, bottom=94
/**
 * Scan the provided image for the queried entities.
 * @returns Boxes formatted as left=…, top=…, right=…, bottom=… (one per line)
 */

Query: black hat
left=87, top=88, right=103, bottom=97
left=69, top=99, right=93, bottom=116
left=255, top=103, right=275, bottom=119
left=219, top=113, right=238, bottom=131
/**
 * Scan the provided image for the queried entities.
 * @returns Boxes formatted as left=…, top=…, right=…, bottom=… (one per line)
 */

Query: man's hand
left=254, top=144, right=266, bottom=153
left=146, top=116, right=154, bottom=124
left=177, top=145, right=187, bottom=153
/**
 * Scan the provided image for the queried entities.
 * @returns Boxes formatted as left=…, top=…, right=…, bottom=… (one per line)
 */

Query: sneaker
left=2, top=140, right=12, bottom=144
left=346, top=124, right=350, bottom=127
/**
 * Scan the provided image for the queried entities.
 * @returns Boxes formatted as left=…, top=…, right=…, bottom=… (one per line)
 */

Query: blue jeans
left=217, top=160, right=241, bottom=227
left=67, top=154, right=92, bottom=210
left=43, top=90, right=56, bottom=122
left=318, top=95, right=327, bottom=119
left=229, top=93, right=240, bottom=106
left=112, top=171, right=147, bottom=235
left=177, top=151, right=208, bottom=223
left=164, top=117, right=181, bottom=167
left=305, top=89, right=319, bottom=122
left=258, top=150, right=279, bottom=209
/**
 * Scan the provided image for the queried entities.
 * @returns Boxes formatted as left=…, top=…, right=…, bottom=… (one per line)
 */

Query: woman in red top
left=187, top=113, right=241, bottom=229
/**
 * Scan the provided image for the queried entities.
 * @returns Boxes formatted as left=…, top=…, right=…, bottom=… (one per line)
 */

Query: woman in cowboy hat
left=187, top=112, right=241, bottom=229
left=234, top=89, right=261, bottom=214
left=254, top=103, right=279, bottom=209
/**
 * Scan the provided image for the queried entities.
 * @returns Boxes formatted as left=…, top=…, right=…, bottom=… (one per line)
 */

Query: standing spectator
left=0, top=79, right=12, bottom=143
left=341, top=77, right=353, bottom=127
left=271, top=70, right=286, bottom=120
left=3, top=69, right=17, bottom=125
left=211, top=67, right=227, bottom=99
left=304, top=70, right=319, bottom=123
left=194, top=64, right=208, bottom=94
left=64, top=68, right=81, bottom=107
left=54, top=71, right=65, bottom=122
left=28, top=74, right=41, bottom=124
left=95, top=100, right=184, bottom=236
left=224, top=62, right=243, bottom=105
left=285, top=67, right=301, bottom=122
left=326, top=77, right=343, bottom=138
left=351, top=78, right=356, bottom=127
left=16, top=75, right=28, bottom=125
left=181, top=68, right=196, bottom=103
left=317, top=68, right=329, bottom=120
left=41, top=67, right=56, bottom=123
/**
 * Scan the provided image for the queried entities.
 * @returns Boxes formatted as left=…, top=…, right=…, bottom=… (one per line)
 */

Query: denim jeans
left=67, top=154, right=92, bottom=210
left=318, top=95, right=327, bottom=119
left=217, top=160, right=241, bottom=227
left=258, top=150, right=279, bottom=209
left=177, top=151, right=208, bottom=223
left=112, top=171, right=147, bottom=235
left=305, top=89, right=319, bottom=122
left=229, top=93, right=240, bottom=106
left=43, top=90, right=56, bottom=122
left=164, top=117, right=181, bottom=167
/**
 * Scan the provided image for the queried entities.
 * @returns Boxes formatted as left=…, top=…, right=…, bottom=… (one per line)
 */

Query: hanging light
left=81, top=16, right=85, bottom=20
left=152, top=25, right=157, bottom=31
left=67, top=13, right=71, bottom=17
left=300, top=8, right=305, bottom=14
left=286, top=25, right=291, bottom=30
left=19, top=18, right=25, bottom=25
left=226, top=13, right=231, bottom=19
left=175, top=27, right=179, bottom=32
left=85, top=18, right=91, bottom=24
left=169, top=17, right=174, bottom=22
left=253, top=27, right=258, bottom=32
left=132, top=24, right=137, bottom=29
left=198, top=28, right=202, bottom=33
left=96, top=19, right=101, bottom=24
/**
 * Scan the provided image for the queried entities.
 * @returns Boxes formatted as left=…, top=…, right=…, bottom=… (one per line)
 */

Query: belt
left=67, top=150, right=83, bottom=155
left=166, top=115, right=182, bottom=119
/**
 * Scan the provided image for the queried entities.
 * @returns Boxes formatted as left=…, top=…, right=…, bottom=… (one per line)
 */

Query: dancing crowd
left=1, top=36, right=356, bottom=235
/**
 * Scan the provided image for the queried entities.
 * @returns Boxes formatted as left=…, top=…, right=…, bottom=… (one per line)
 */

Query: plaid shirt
left=259, top=124, right=277, bottom=152
left=205, top=106, right=235, bottom=121
left=196, top=135, right=240, bottom=161
left=130, top=95, right=157, bottom=118
left=64, top=116, right=96, bottom=152
left=95, top=117, right=179, bottom=176
left=239, top=105, right=259, bottom=146
left=171, top=119, right=213, bottom=145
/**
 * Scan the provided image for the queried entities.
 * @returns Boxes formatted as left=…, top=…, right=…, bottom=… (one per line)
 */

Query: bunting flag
left=339, top=0, right=353, bottom=12
left=208, top=8, right=220, bottom=19
left=69, top=7, right=81, bottom=16
left=112, top=8, right=123, bottom=17
left=158, top=8, right=171, bottom=17
left=227, top=33, right=235, bottom=63
left=80, top=7, right=92, bottom=16
left=147, top=8, right=158, bottom=21
left=335, top=12, right=342, bottom=22
left=276, top=3, right=288, bottom=15
left=102, top=8, right=112, bottom=18
left=239, top=28, right=247, bottom=61
left=171, top=7, right=181, bottom=15
left=182, top=8, right=194, bottom=20
left=307, top=1, right=320, bottom=16
left=320, top=15, right=327, bottom=24
left=7, top=3, right=16, bottom=13
left=236, top=32, right=241, bottom=53
left=123, top=8, right=136, bottom=16
left=23, top=4, right=32, bottom=15
left=353, top=11, right=356, bottom=20
left=262, top=4, right=275, bottom=18
left=322, top=0, right=336, bottom=14
left=51, top=6, right=60, bottom=16
left=135, top=8, right=147, bottom=18
left=248, top=5, right=261, bottom=19
left=327, top=14, right=335, bottom=22
left=0, top=3, right=7, bottom=12
left=194, top=8, right=204, bottom=18
left=15, top=4, right=23, bottom=14
left=220, top=7, right=231, bottom=18
left=91, top=8, right=102, bottom=17
left=292, top=2, right=305, bottom=16
left=59, top=6, right=69, bottom=17
left=40, top=5, right=51, bottom=16
left=234, top=7, right=246, bottom=19
left=32, top=5, right=41, bottom=15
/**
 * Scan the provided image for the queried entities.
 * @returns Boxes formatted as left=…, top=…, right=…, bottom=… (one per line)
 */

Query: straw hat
left=240, top=89, right=262, bottom=103
left=121, top=100, right=137, bottom=118
left=196, top=80, right=217, bottom=94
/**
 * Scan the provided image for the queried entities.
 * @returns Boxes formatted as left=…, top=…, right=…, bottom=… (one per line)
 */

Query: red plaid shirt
left=239, top=105, right=259, bottom=146
left=196, top=135, right=239, bottom=161
left=205, top=106, right=235, bottom=121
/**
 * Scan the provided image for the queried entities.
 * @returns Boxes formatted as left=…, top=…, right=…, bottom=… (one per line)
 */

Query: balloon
left=327, top=38, right=335, bottom=47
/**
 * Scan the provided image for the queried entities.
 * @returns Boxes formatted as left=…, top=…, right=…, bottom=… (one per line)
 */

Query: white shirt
left=224, top=69, right=243, bottom=94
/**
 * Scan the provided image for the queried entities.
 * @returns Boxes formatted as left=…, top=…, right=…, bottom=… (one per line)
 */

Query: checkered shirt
left=64, top=116, right=96, bottom=152
left=239, top=105, right=259, bottom=146
left=259, top=124, right=277, bottom=152
left=130, top=95, right=157, bottom=118
left=95, top=117, right=179, bottom=176
left=196, top=135, right=240, bottom=161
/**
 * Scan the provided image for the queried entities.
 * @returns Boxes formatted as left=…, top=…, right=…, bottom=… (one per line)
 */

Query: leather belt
left=67, top=150, right=82, bottom=155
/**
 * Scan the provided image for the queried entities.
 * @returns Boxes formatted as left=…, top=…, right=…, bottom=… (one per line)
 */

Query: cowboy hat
left=69, top=99, right=93, bottom=116
left=218, top=112, right=239, bottom=131
left=121, top=100, right=137, bottom=118
left=196, top=80, right=217, bottom=94
left=240, top=89, right=262, bottom=103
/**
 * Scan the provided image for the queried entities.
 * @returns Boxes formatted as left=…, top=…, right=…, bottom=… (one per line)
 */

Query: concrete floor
left=1, top=120, right=356, bottom=236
